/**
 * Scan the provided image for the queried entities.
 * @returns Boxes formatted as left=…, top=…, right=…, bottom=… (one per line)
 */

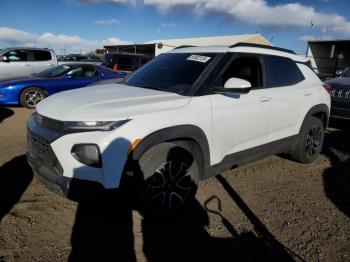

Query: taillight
left=323, top=83, right=332, bottom=94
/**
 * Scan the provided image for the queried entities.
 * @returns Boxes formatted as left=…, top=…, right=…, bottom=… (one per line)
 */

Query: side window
left=33, top=50, right=52, bottom=61
left=215, top=56, right=262, bottom=88
left=83, top=66, right=100, bottom=77
left=4, top=50, right=28, bottom=62
left=264, top=56, right=304, bottom=87
left=67, top=66, right=99, bottom=78
left=67, top=67, right=84, bottom=77
left=117, top=55, right=133, bottom=71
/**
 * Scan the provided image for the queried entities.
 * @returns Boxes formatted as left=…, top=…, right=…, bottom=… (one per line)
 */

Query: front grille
left=330, top=88, right=350, bottom=100
left=28, top=130, right=50, bottom=157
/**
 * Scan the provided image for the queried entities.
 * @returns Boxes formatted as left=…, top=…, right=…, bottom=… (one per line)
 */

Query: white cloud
left=74, top=0, right=350, bottom=36
left=0, top=27, right=131, bottom=54
left=95, top=18, right=121, bottom=26
left=142, top=0, right=350, bottom=35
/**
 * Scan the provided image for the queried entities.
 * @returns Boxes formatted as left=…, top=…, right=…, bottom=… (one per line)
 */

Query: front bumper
left=331, top=106, right=350, bottom=120
left=26, top=131, right=104, bottom=200
left=26, top=113, right=150, bottom=192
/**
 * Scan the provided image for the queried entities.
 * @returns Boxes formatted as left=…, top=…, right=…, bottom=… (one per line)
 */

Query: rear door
left=0, top=49, right=32, bottom=78
left=30, top=50, right=55, bottom=74
left=261, top=55, right=307, bottom=141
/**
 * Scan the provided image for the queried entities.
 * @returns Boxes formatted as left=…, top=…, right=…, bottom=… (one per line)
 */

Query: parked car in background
left=101, top=53, right=151, bottom=77
left=58, top=54, right=88, bottom=62
left=79, top=58, right=102, bottom=66
left=0, top=64, right=119, bottom=108
left=0, top=48, right=57, bottom=79
left=325, top=67, right=350, bottom=119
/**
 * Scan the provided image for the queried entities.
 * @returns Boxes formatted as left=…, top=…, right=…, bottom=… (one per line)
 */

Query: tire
left=137, top=142, right=200, bottom=217
left=20, top=87, right=46, bottom=109
left=290, top=116, right=325, bottom=163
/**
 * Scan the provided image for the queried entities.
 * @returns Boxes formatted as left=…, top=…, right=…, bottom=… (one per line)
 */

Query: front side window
left=265, top=56, right=304, bottom=87
left=214, top=56, right=263, bottom=88
left=125, top=53, right=217, bottom=95
left=67, top=65, right=99, bottom=78
left=4, top=50, right=28, bottom=61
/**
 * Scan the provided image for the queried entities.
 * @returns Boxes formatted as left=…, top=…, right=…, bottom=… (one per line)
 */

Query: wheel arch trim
left=301, top=103, right=330, bottom=130
left=130, top=125, right=211, bottom=168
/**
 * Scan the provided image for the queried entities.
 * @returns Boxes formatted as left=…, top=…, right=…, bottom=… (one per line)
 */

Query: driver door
left=49, top=65, right=101, bottom=94
left=209, top=54, right=271, bottom=163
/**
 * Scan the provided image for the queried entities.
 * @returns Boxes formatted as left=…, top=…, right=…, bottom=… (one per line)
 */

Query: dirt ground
left=0, top=107, right=349, bottom=262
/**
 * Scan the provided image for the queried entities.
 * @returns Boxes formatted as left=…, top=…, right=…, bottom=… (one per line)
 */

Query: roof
left=169, top=44, right=308, bottom=63
left=0, top=47, right=54, bottom=52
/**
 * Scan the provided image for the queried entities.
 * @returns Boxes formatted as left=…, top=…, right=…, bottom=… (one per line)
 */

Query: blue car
left=0, top=63, right=120, bottom=108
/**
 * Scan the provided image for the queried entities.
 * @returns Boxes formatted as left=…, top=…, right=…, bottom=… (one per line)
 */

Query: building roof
left=143, top=34, right=271, bottom=47
left=104, top=34, right=271, bottom=49
left=308, top=39, right=350, bottom=44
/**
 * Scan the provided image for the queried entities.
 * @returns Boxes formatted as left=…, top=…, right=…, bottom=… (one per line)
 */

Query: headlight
left=65, top=120, right=130, bottom=131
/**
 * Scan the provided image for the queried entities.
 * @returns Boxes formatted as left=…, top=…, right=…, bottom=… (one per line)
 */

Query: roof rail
left=230, top=42, right=296, bottom=55
left=174, top=45, right=197, bottom=49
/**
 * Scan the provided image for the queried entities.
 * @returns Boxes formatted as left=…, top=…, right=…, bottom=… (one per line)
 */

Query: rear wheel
left=137, top=142, right=200, bottom=217
left=290, top=117, right=325, bottom=163
left=20, top=87, right=46, bottom=109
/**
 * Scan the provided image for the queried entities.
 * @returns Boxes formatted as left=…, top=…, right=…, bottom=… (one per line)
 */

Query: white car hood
left=36, top=84, right=190, bottom=121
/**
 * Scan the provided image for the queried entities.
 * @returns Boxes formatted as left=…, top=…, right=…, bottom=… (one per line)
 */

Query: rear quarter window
left=264, top=56, right=304, bottom=87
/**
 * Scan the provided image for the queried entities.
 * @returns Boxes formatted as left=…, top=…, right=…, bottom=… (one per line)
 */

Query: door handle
left=259, top=96, right=271, bottom=102
left=303, top=91, right=312, bottom=96
left=47, top=63, right=54, bottom=66
left=23, top=64, right=31, bottom=67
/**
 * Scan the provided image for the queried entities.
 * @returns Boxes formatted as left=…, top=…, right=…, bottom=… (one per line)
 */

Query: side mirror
left=63, top=74, right=74, bottom=79
left=0, top=56, right=9, bottom=63
left=214, top=77, right=252, bottom=94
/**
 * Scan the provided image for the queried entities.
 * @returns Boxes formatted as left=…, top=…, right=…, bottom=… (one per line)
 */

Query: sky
left=0, top=0, right=350, bottom=55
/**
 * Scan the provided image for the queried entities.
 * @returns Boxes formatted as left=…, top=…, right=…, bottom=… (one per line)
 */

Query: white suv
left=27, top=43, right=330, bottom=215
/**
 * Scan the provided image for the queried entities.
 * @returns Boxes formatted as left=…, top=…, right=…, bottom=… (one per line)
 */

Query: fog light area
left=71, top=144, right=101, bottom=168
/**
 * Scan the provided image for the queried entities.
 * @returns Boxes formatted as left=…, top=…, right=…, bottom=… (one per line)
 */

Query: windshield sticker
left=186, top=55, right=211, bottom=63
left=62, top=65, right=70, bottom=69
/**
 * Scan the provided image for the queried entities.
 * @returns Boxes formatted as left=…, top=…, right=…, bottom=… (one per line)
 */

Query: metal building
left=307, top=40, right=350, bottom=78
left=104, top=34, right=271, bottom=58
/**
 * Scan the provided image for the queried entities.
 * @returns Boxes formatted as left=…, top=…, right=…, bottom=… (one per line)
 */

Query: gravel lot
left=0, top=107, right=349, bottom=262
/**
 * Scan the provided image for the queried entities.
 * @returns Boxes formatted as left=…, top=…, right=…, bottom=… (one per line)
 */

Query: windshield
left=124, top=53, right=217, bottom=95
left=36, top=65, right=73, bottom=78
left=341, top=67, right=350, bottom=77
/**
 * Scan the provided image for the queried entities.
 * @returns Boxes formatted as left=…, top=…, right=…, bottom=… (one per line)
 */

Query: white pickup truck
left=0, top=47, right=57, bottom=79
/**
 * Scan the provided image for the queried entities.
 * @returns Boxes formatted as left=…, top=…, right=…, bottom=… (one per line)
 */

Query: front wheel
left=290, top=116, right=325, bottom=163
left=20, top=87, right=46, bottom=109
left=137, top=142, right=200, bottom=217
